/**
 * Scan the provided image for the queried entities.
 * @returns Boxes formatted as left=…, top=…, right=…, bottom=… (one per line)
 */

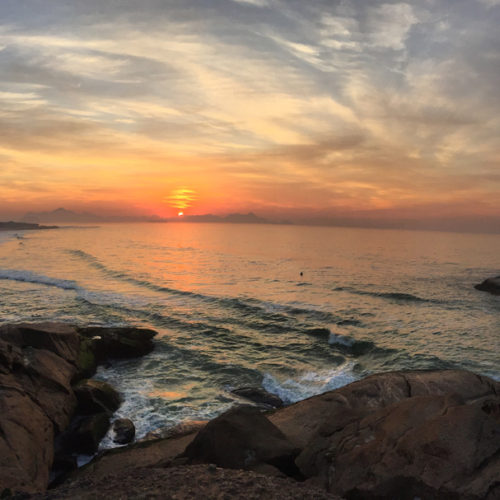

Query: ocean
left=0, top=223, right=499, bottom=450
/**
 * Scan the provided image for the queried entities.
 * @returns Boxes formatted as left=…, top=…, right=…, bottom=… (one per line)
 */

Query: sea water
left=0, top=223, right=499, bottom=448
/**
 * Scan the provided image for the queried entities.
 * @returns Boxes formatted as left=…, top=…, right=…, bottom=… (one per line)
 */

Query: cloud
left=0, top=0, right=498, bottom=226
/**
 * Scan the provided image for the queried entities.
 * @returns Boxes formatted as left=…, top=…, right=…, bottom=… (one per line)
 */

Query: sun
left=178, top=211, right=184, bottom=217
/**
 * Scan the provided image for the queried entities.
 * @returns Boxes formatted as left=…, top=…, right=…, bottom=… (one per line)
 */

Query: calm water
left=0, top=223, right=499, bottom=447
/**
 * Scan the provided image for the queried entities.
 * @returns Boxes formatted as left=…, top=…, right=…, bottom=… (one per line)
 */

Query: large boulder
left=112, top=418, right=135, bottom=445
left=77, top=326, right=156, bottom=362
left=74, top=379, right=122, bottom=415
left=182, top=406, right=300, bottom=476
left=475, top=276, right=500, bottom=295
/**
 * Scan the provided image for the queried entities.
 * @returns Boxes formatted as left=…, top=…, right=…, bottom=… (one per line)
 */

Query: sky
left=0, top=0, right=499, bottom=230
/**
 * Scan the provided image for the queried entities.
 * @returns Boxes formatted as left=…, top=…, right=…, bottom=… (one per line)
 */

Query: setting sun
left=178, top=211, right=184, bottom=217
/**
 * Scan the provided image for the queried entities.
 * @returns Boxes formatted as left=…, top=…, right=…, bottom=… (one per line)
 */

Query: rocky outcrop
left=0, top=324, right=80, bottom=493
left=271, top=370, right=500, bottom=499
left=0, top=322, right=157, bottom=495
left=475, top=276, right=500, bottom=295
left=232, top=387, right=284, bottom=409
left=58, top=369, right=499, bottom=500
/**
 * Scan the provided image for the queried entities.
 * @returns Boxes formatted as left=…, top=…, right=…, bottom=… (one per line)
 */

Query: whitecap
left=262, top=363, right=357, bottom=404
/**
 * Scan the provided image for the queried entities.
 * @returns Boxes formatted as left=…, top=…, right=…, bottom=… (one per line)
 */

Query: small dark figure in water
left=300, top=271, right=303, bottom=277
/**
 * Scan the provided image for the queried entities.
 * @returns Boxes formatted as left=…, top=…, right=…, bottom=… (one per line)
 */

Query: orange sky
left=0, top=1, right=499, bottom=229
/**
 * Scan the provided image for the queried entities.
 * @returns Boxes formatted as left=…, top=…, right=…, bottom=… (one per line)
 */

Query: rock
left=232, top=387, right=284, bottom=409
left=0, top=322, right=158, bottom=494
left=182, top=406, right=301, bottom=477
left=36, top=465, right=341, bottom=500
left=0, top=322, right=80, bottom=365
left=74, top=379, right=122, bottom=415
left=112, top=418, right=135, bottom=444
left=141, top=420, right=207, bottom=441
left=77, top=326, right=157, bottom=362
left=62, top=413, right=111, bottom=455
left=64, top=430, right=200, bottom=484
left=0, top=331, right=78, bottom=494
left=475, top=276, right=500, bottom=295
left=269, top=370, right=500, bottom=499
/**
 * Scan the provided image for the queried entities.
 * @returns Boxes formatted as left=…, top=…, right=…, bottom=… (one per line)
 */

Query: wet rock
left=74, top=379, right=122, bottom=415
left=232, top=387, right=284, bottom=409
left=77, top=326, right=157, bottom=363
left=475, top=276, right=500, bottom=295
left=142, top=420, right=207, bottom=441
left=112, top=418, right=135, bottom=444
left=182, top=406, right=301, bottom=477
left=63, top=413, right=111, bottom=455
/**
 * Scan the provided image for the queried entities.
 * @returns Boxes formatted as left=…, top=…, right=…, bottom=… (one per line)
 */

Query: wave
left=334, top=286, right=436, bottom=303
left=0, top=269, right=79, bottom=290
left=67, top=249, right=351, bottom=325
left=261, top=363, right=357, bottom=404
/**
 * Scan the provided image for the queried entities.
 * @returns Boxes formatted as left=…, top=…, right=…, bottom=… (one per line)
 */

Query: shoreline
left=1, top=322, right=499, bottom=499
left=0, top=221, right=58, bottom=231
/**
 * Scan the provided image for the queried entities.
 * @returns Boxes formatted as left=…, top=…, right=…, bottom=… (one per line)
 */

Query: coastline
left=1, top=323, right=499, bottom=499
left=0, top=222, right=58, bottom=231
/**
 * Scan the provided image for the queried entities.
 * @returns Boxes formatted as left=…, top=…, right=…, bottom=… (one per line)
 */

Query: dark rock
left=74, top=379, right=122, bottom=415
left=112, top=418, right=135, bottom=444
left=475, top=276, right=500, bottom=295
left=62, top=413, right=111, bottom=455
left=182, top=406, right=301, bottom=477
left=232, top=387, right=284, bottom=409
left=77, top=326, right=156, bottom=362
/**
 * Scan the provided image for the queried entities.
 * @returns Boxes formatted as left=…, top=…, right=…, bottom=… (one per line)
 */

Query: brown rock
left=182, top=406, right=301, bottom=476
left=269, top=370, right=500, bottom=499
left=74, top=379, right=122, bottom=415
left=0, top=330, right=78, bottom=494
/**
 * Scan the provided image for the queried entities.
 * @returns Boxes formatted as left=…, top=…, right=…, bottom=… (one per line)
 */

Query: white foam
left=262, top=363, right=357, bottom=404
left=0, top=269, right=79, bottom=290
left=328, top=332, right=355, bottom=347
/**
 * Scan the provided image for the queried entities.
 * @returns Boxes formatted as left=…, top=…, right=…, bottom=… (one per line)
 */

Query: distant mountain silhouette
left=22, top=208, right=160, bottom=223
left=22, top=208, right=290, bottom=225
left=181, top=212, right=270, bottom=224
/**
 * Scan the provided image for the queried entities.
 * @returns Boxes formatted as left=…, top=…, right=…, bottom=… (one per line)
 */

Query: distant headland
left=0, top=221, right=58, bottom=231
